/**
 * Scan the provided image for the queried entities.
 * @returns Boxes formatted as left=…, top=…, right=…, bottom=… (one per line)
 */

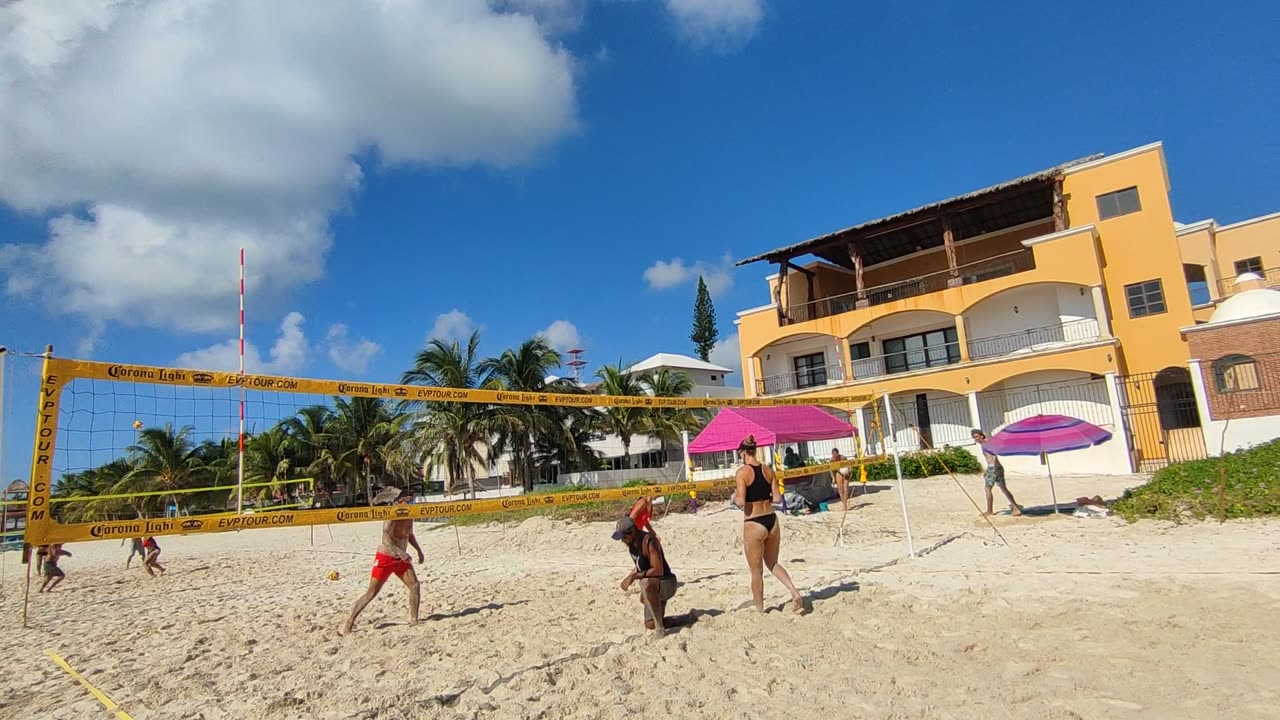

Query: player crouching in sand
left=340, top=488, right=424, bottom=635
left=613, top=516, right=677, bottom=634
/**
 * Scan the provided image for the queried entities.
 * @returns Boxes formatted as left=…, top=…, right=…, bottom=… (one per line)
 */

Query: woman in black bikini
left=734, top=435, right=805, bottom=613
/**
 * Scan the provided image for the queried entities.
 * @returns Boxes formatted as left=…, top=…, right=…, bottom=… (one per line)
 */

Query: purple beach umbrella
left=983, top=415, right=1112, bottom=514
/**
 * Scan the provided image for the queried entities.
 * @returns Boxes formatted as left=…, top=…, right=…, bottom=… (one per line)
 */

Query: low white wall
left=1203, top=416, right=1280, bottom=455
left=560, top=462, right=685, bottom=489
left=997, top=438, right=1131, bottom=477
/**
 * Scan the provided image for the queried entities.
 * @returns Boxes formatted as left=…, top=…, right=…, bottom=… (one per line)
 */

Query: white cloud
left=708, top=331, right=741, bottom=374
left=0, top=1, right=578, bottom=334
left=428, top=310, right=478, bottom=344
left=642, top=253, right=734, bottom=296
left=175, top=311, right=309, bottom=374
left=664, top=0, right=764, bottom=48
left=493, top=0, right=588, bottom=34
left=326, top=324, right=381, bottom=375
left=538, top=320, right=581, bottom=351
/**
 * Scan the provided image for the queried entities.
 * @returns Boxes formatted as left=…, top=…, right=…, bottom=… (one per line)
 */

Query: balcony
left=787, top=249, right=1036, bottom=324
left=1219, top=267, right=1280, bottom=297
left=967, top=318, right=1101, bottom=361
left=757, top=362, right=843, bottom=396
left=754, top=318, right=1106, bottom=395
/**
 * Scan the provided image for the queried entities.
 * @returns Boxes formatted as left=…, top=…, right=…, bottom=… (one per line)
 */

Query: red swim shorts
left=371, top=552, right=412, bottom=582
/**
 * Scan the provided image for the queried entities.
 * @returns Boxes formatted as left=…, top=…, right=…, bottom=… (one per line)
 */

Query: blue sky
left=1, top=0, right=1278, bottom=480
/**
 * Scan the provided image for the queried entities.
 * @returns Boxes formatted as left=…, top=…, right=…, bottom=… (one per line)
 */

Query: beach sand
left=3, top=472, right=1279, bottom=719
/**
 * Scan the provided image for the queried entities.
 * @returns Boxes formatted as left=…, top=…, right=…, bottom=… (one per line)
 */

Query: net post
left=237, top=246, right=245, bottom=516
left=881, top=391, right=916, bottom=558
left=681, top=430, right=692, bottom=481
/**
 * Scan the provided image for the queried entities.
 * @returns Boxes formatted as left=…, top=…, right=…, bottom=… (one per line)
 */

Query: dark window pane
left=850, top=342, right=871, bottom=360
left=1097, top=187, right=1141, bottom=220
left=1124, top=278, right=1166, bottom=318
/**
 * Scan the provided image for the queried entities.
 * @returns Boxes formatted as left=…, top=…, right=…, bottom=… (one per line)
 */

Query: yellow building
left=733, top=142, right=1274, bottom=473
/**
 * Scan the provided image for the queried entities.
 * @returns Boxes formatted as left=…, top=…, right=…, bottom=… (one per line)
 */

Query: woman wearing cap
left=734, top=435, right=805, bottom=613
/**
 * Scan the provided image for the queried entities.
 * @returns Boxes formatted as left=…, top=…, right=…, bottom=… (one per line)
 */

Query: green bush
left=857, top=445, right=981, bottom=480
left=1112, top=439, right=1280, bottom=522
left=621, top=479, right=654, bottom=488
left=532, top=483, right=594, bottom=495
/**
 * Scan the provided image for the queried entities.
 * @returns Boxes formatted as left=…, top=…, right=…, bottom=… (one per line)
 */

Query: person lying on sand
left=613, top=516, right=676, bottom=633
left=142, top=536, right=166, bottom=576
left=972, top=429, right=1022, bottom=517
left=340, top=488, right=423, bottom=635
left=38, top=544, right=72, bottom=593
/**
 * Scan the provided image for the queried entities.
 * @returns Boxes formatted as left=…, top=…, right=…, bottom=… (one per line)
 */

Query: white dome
left=1209, top=287, right=1280, bottom=324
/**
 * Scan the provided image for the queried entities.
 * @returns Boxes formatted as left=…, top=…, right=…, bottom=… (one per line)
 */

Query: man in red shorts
left=339, top=488, right=424, bottom=635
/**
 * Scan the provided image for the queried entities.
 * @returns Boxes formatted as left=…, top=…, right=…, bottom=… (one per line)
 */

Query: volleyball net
left=24, top=355, right=881, bottom=545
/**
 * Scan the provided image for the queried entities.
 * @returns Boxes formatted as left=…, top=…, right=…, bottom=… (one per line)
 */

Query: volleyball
left=326, top=570, right=340, bottom=581
left=132, top=420, right=143, bottom=429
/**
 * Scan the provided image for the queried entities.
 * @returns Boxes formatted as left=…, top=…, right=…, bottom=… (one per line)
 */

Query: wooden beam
left=777, top=262, right=790, bottom=325
left=942, top=216, right=958, bottom=276
left=772, top=264, right=784, bottom=326
left=1052, top=176, right=1066, bottom=231
left=847, top=243, right=866, bottom=305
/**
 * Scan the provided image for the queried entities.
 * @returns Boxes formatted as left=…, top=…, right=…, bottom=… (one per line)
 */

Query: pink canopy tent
left=688, top=406, right=854, bottom=454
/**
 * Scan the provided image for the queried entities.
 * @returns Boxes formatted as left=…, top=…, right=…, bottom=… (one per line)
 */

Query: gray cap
left=611, top=516, right=637, bottom=540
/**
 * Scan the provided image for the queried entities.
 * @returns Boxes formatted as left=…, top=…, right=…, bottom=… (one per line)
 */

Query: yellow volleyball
left=132, top=420, right=143, bottom=430
left=326, top=570, right=340, bottom=581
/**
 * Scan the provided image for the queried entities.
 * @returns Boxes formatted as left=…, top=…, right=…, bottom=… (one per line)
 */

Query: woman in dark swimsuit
left=734, top=435, right=805, bottom=613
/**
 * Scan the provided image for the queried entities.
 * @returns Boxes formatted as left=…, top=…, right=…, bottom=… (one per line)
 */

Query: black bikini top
left=745, top=463, right=773, bottom=502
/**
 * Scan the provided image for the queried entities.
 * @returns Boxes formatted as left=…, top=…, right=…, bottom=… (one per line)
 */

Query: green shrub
left=621, top=479, right=654, bottom=488
left=853, top=445, right=980, bottom=481
left=533, top=483, right=594, bottom=495
left=1112, top=439, right=1280, bottom=522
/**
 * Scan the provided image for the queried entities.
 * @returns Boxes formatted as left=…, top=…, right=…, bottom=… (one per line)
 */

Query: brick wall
left=1187, top=317, right=1280, bottom=420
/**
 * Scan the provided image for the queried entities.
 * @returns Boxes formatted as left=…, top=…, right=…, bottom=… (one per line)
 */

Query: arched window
left=1212, top=354, right=1261, bottom=393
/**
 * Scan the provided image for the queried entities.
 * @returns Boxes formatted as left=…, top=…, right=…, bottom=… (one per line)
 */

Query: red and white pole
left=237, top=247, right=246, bottom=515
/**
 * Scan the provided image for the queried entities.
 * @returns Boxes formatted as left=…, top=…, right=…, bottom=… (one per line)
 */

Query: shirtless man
left=340, top=489, right=424, bottom=635
left=38, top=544, right=72, bottom=593
left=124, top=537, right=145, bottom=569
left=972, top=429, right=1022, bottom=516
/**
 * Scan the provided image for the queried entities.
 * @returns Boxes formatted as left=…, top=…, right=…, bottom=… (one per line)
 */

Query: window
left=1234, top=256, right=1263, bottom=276
left=1213, top=354, right=1261, bottom=393
left=849, top=342, right=871, bottom=360
left=793, top=352, right=827, bottom=388
left=1125, top=279, right=1166, bottom=318
left=882, top=328, right=960, bottom=374
left=1096, top=187, right=1141, bottom=220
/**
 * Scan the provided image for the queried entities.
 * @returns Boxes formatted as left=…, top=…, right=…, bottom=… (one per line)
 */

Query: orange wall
left=1062, top=147, right=1194, bottom=375
left=1215, top=214, right=1280, bottom=278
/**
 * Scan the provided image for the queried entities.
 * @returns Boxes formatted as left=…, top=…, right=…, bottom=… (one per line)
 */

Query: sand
left=2, top=472, right=1279, bottom=719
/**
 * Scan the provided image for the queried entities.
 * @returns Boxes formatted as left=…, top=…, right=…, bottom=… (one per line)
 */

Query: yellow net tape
left=26, top=356, right=879, bottom=545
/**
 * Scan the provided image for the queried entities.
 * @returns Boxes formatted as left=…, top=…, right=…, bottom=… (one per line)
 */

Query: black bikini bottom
left=745, top=512, right=777, bottom=532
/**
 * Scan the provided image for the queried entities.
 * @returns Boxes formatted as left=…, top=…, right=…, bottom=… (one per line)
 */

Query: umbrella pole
left=1045, top=453, right=1060, bottom=515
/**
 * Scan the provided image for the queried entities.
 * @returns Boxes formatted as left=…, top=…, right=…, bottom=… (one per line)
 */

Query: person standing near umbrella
left=972, top=429, right=1022, bottom=517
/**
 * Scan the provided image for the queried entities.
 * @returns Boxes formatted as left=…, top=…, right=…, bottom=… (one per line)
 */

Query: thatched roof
left=736, top=154, right=1102, bottom=268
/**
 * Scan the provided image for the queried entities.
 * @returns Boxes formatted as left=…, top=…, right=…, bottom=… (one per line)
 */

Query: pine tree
left=690, top=275, right=719, bottom=361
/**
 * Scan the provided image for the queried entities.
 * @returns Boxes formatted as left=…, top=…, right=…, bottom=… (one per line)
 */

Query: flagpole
left=237, top=247, right=246, bottom=515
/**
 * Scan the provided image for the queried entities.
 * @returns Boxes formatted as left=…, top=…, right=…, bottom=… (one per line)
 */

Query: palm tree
left=643, top=368, right=707, bottom=463
left=119, top=424, right=212, bottom=515
left=244, top=426, right=295, bottom=506
left=534, top=411, right=604, bottom=473
left=488, top=337, right=584, bottom=491
left=325, top=396, right=407, bottom=503
left=282, top=405, right=339, bottom=501
left=594, top=362, right=651, bottom=469
left=53, top=459, right=134, bottom=522
left=400, top=331, right=499, bottom=498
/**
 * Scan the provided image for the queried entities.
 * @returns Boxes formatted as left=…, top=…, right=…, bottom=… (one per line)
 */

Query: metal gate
left=1116, top=369, right=1208, bottom=471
